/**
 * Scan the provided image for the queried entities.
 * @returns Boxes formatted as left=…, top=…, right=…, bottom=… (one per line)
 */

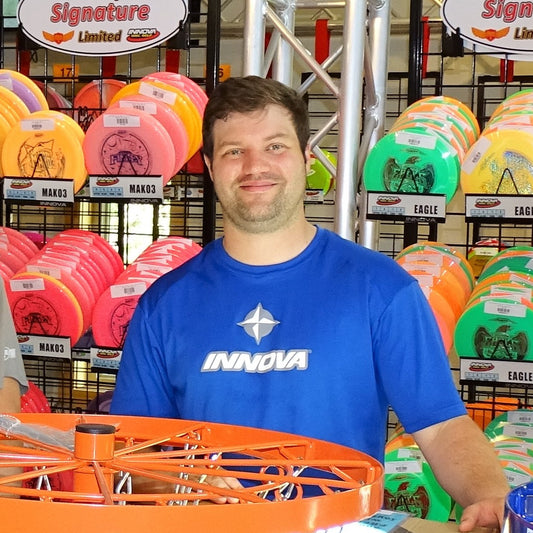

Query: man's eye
left=225, top=149, right=241, bottom=156
left=269, top=144, right=284, bottom=151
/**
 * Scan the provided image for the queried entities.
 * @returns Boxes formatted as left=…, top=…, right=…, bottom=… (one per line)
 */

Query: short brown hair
left=202, top=76, right=310, bottom=160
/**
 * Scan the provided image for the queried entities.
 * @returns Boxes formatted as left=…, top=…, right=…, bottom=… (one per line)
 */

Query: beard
left=215, top=174, right=307, bottom=234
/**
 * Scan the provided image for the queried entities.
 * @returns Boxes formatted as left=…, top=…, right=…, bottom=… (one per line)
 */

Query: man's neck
left=222, top=220, right=317, bottom=266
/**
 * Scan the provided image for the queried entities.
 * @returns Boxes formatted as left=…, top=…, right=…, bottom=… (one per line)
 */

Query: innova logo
left=441, top=0, right=533, bottom=56
left=17, top=0, right=188, bottom=57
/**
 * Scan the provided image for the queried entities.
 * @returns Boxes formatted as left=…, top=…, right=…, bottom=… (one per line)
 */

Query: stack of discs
left=1, top=110, right=88, bottom=192
left=396, top=241, right=475, bottom=353
left=306, top=149, right=336, bottom=194
left=384, top=431, right=453, bottom=521
left=6, top=229, right=124, bottom=346
left=104, top=72, right=204, bottom=162
left=461, top=90, right=533, bottom=194
left=454, top=247, right=533, bottom=360
left=73, top=79, right=127, bottom=131
left=363, top=96, right=480, bottom=203
left=0, top=226, right=40, bottom=287
left=0, top=82, right=32, bottom=176
left=0, top=69, right=48, bottom=113
left=91, top=236, right=202, bottom=348
left=484, top=409, right=533, bottom=489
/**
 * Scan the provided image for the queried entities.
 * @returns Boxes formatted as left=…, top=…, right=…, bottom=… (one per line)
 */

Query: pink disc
left=83, top=107, right=177, bottom=185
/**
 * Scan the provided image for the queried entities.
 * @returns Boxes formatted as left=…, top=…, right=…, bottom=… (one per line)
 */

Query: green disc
left=384, top=451, right=453, bottom=522
left=479, top=254, right=533, bottom=283
left=363, top=127, right=460, bottom=202
left=454, top=296, right=533, bottom=360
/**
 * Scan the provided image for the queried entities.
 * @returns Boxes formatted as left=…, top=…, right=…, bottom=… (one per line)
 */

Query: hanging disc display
left=363, top=127, right=460, bottom=202
left=454, top=296, right=533, bottom=360
left=461, top=130, right=533, bottom=195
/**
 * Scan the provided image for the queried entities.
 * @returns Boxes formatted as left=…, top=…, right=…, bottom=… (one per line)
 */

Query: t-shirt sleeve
left=0, top=285, right=28, bottom=395
left=373, top=280, right=466, bottom=433
left=110, top=301, right=179, bottom=418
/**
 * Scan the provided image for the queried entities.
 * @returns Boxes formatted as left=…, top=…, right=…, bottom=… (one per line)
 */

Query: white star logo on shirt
left=238, top=303, right=280, bottom=345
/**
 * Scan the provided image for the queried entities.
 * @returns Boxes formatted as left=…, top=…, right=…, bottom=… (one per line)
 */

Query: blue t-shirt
left=111, top=227, right=465, bottom=461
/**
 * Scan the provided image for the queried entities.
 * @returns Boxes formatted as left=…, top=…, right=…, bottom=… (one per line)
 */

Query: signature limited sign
left=17, top=0, right=188, bottom=56
left=441, top=0, right=533, bottom=57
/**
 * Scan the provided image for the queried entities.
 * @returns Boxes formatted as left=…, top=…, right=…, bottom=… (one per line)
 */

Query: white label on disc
left=103, top=114, right=141, bottom=128
left=505, top=469, right=532, bottom=487
left=394, top=131, right=437, bottom=150
left=508, top=411, right=533, bottom=424
left=403, top=253, right=444, bottom=267
left=26, top=265, right=63, bottom=279
left=119, top=100, right=158, bottom=115
left=20, top=118, right=56, bottom=132
left=397, top=448, right=425, bottom=461
left=483, top=301, right=527, bottom=318
left=139, top=81, right=177, bottom=106
left=385, top=460, right=422, bottom=474
left=503, top=424, right=533, bottom=440
left=110, top=282, right=147, bottom=298
left=402, top=263, right=441, bottom=276
left=10, top=278, right=45, bottom=291
left=462, top=135, right=491, bottom=174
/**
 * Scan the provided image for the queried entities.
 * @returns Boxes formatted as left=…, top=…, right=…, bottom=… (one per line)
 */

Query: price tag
left=52, top=63, right=80, bottom=81
left=89, top=175, right=164, bottom=201
left=366, top=191, right=446, bottom=221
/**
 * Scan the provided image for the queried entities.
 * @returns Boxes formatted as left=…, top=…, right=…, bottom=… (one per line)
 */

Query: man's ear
left=305, top=145, right=312, bottom=175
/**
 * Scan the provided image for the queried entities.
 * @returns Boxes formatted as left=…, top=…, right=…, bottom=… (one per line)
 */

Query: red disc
left=7, top=271, right=83, bottom=344
left=57, top=229, right=124, bottom=279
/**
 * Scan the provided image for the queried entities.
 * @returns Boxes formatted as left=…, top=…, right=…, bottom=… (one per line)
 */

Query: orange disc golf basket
left=0, top=413, right=384, bottom=533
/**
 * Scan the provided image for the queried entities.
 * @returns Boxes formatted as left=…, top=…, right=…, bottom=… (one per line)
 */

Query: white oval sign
left=441, top=0, right=533, bottom=58
left=17, top=0, right=188, bottom=57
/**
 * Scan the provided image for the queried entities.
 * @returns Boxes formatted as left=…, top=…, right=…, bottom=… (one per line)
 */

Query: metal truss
left=240, top=0, right=391, bottom=247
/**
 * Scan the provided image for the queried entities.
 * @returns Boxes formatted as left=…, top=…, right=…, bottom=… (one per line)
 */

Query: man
left=111, top=76, right=509, bottom=531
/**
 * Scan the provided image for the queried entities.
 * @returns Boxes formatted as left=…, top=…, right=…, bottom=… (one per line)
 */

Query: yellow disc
left=110, top=80, right=202, bottom=160
left=0, top=111, right=13, bottom=176
left=0, top=69, right=49, bottom=111
left=30, top=110, right=85, bottom=145
left=460, top=130, right=533, bottom=195
left=0, top=85, right=30, bottom=121
left=2, top=111, right=87, bottom=192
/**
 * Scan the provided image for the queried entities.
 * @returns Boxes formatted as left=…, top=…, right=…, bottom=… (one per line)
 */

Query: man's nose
left=242, top=150, right=269, bottom=175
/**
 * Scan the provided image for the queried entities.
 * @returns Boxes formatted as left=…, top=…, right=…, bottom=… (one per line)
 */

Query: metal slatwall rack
left=0, top=0, right=217, bottom=412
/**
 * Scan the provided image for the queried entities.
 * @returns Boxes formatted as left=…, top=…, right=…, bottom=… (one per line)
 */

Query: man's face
left=205, top=104, right=310, bottom=234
